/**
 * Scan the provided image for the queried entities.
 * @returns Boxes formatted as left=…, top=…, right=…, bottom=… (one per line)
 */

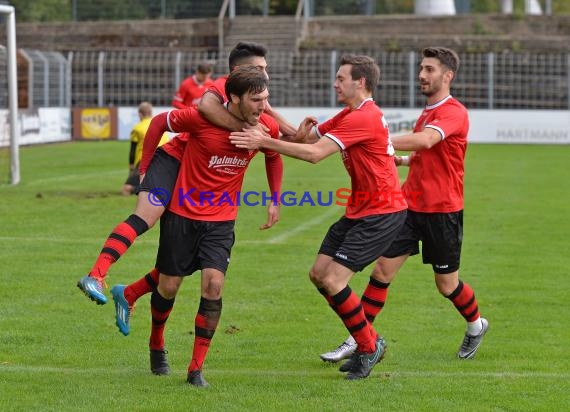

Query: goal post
left=1, top=4, right=19, bottom=185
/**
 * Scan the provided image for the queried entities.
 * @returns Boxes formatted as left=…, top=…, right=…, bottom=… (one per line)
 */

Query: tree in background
left=10, top=0, right=71, bottom=22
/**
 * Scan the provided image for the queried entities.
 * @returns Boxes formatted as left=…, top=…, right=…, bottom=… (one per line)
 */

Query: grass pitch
left=0, top=140, right=569, bottom=411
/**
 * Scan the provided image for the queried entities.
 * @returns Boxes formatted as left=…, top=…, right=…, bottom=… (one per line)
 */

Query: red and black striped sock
left=188, top=297, right=222, bottom=372
left=124, top=268, right=159, bottom=307
left=149, top=290, right=175, bottom=351
left=317, top=287, right=335, bottom=309
left=446, top=280, right=480, bottom=322
left=361, top=277, right=390, bottom=323
left=329, top=286, right=376, bottom=353
left=89, top=214, right=149, bottom=280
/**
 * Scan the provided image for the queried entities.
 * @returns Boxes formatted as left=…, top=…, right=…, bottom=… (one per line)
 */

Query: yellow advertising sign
left=80, top=108, right=112, bottom=139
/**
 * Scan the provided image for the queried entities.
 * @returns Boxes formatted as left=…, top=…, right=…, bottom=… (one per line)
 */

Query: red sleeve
left=264, top=152, right=283, bottom=204
left=172, top=99, right=186, bottom=109
left=262, top=116, right=283, bottom=202
left=317, top=107, right=347, bottom=137
left=426, top=104, right=466, bottom=140
left=139, top=112, right=169, bottom=174
left=206, top=77, right=228, bottom=103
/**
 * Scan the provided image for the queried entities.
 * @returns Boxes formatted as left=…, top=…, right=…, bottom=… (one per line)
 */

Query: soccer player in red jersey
left=77, top=42, right=292, bottom=304
left=171, top=62, right=214, bottom=109
left=230, top=54, right=407, bottom=380
left=115, top=66, right=282, bottom=387
left=321, top=47, right=488, bottom=368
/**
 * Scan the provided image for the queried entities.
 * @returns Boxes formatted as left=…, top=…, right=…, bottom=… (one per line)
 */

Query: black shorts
left=319, top=210, right=407, bottom=273
left=155, top=210, right=235, bottom=276
left=124, top=165, right=140, bottom=188
left=139, top=148, right=180, bottom=206
left=383, top=210, right=463, bottom=274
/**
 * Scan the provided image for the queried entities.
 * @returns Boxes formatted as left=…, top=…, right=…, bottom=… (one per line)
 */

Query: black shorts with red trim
left=155, top=210, right=235, bottom=276
left=319, top=210, right=407, bottom=273
left=383, top=210, right=463, bottom=274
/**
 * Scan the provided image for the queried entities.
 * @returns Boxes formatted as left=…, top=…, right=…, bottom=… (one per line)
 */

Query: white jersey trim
left=425, top=95, right=453, bottom=110
left=423, top=95, right=452, bottom=140
left=166, top=110, right=175, bottom=132
left=356, top=97, right=374, bottom=109
left=425, top=125, right=445, bottom=140
left=314, top=125, right=322, bottom=139
left=324, top=132, right=345, bottom=150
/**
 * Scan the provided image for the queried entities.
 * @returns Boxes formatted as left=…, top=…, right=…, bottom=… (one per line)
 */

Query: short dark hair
left=422, top=47, right=460, bottom=76
left=339, top=54, right=380, bottom=93
left=196, top=62, right=213, bottom=74
left=225, top=65, right=268, bottom=100
left=228, top=41, right=268, bottom=71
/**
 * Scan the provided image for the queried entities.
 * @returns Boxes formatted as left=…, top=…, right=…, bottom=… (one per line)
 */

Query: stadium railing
left=2, top=48, right=568, bottom=111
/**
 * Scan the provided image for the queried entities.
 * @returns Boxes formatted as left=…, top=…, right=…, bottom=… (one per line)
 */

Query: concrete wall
left=3, top=14, right=570, bottom=53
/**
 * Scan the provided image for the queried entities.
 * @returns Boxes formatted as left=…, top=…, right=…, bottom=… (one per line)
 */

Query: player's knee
left=371, top=263, right=391, bottom=282
left=202, top=276, right=224, bottom=300
left=134, top=199, right=164, bottom=228
left=308, top=266, right=325, bottom=286
left=202, top=283, right=223, bottom=300
left=434, top=272, right=459, bottom=296
left=158, top=282, right=179, bottom=299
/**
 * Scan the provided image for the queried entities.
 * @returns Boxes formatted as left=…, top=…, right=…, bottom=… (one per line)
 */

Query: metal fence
left=19, top=49, right=69, bottom=107
left=2, top=48, right=570, bottom=110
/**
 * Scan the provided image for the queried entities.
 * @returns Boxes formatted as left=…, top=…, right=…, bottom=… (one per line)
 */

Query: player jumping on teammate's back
left=112, top=66, right=283, bottom=387
left=77, top=42, right=295, bottom=305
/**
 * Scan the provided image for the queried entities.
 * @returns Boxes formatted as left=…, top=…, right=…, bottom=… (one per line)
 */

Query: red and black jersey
left=403, top=95, right=469, bottom=212
left=166, top=107, right=280, bottom=221
left=317, top=98, right=407, bottom=219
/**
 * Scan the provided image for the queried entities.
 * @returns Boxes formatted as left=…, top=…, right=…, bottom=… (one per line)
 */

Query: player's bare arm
left=261, top=203, right=280, bottom=230
left=391, top=128, right=442, bottom=151
left=270, top=116, right=317, bottom=143
left=260, top=151, right=282, bottom=230
left=296, top=117, right=319, bottom=143
left=230, top=130, right=339, bottom=164
left=198, top=91, right=248, bottom=131
left=394, top=152, right=416, bottom=167
left=264, top=100, right=297, bottom=137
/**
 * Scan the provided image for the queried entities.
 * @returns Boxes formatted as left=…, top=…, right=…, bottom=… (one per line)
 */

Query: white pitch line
left=0, top=208, right=341, bottom=247
left=25, top=169, right=124, bottom=185
left=264, top=206, right=342, bottom=245
left=1, top=364, right=569, bottom=379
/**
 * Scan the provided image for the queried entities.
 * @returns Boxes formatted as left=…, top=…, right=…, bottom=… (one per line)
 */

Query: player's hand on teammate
left=394, top=156, right=406, bottom=166
left=394, top=151, right=416, bottom=167
left=293, top=116, right=318, bottom=143
left=244, top=121, right=270, bottom=134
left=229, top=128, right=267, bottom=150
